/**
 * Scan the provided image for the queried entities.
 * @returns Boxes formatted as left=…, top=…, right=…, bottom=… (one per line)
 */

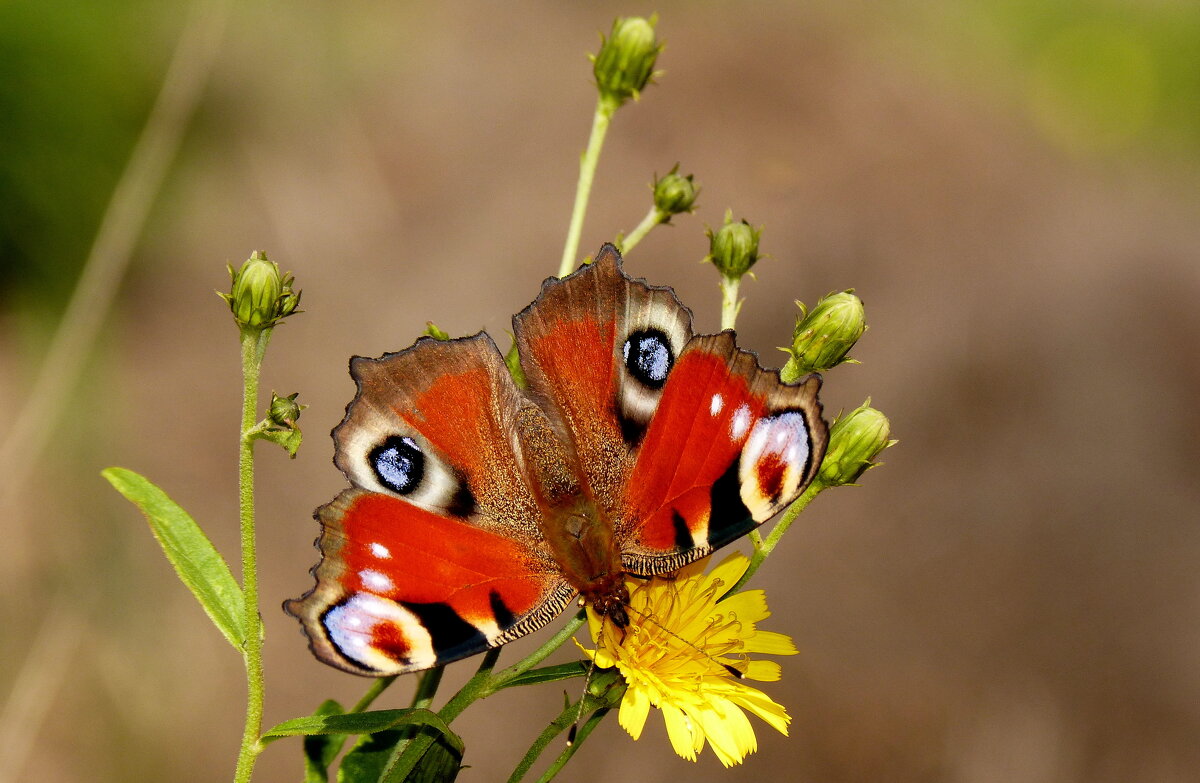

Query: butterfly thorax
left=515, top=404, right=630, bottom=625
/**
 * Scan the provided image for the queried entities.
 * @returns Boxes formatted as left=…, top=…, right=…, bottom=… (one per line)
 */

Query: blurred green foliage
left=0, top=0, right=167, bottom=310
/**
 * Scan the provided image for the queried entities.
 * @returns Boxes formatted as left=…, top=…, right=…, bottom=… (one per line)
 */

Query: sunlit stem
left=778, top=353, right=804, bottom=384
left=558, top=95, right=619, bottom=278
left=620, top=206, right=664, bottom=255
left=506, top=697, right=591, bottom=783
left=233, top=328, right=272, bottom=783
left=727, top=481, right=824, bottom=597
left=535, top=707, right=610, bottom=783
left=719, top=275, right=741, bottom=331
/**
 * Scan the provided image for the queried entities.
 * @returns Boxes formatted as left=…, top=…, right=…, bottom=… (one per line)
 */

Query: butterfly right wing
left=286, top=334, right=575, bottom=676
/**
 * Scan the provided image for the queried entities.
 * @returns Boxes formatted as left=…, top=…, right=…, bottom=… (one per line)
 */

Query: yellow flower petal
left=743, top=660, right=782, bottom=682
left=725, top=686, right=791, bottom=735
left=704, top=552, right=750, bottom=595
left=662, top=704, right=700, bottom=762
left=694, top=699, right=756, bottom=767
left=715, top=589, right=771, bottom=624
left=618, top=684, right=651, bottom=740
left=743, top=630, right=798, bottom=656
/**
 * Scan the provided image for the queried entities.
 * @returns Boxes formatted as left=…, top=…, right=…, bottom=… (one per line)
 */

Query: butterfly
left=286, top=244, right=828, bottom=676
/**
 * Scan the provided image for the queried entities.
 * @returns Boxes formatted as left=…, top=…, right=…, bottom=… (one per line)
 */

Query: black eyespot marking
left=623, top=328, right=674, bottom=389
left=370, top=436, right=424, bottom=495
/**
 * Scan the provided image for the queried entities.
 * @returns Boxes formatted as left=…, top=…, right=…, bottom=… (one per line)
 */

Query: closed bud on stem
left=267, top=392, right=304, bottom=429
left=652, top=165, right=699, bottom=220
left=788, top=290, right=866, bottom=374
left=592, top=16, right=662, bottom=107
left=219, top=250, right=301, bottom=332
left=705, top=209, right=762, bottom=280
left=818, top=401, right=895, bottom=487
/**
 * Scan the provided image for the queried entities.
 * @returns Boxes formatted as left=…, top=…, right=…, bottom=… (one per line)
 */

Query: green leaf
left=497, top=661, right=588, bottom=690
left=102, top=467, right=246, bottom=649
left=262, top=709, right=458, bottom=745
left=303, top=700, right=346, bottom=783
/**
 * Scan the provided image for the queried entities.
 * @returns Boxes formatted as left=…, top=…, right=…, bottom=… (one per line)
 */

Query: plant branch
left=558, top=96, right=618, bottom=278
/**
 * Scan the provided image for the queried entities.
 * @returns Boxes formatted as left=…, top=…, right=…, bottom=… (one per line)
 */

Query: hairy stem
left=233, top=329, right=268, bottom=783
left=558, top=96, right=618, bottom=278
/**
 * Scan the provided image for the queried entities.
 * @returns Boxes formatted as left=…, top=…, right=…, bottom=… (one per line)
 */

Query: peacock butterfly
left=286, top=244, right=828, bottom=676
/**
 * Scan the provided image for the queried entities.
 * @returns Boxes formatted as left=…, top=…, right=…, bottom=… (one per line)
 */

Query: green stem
left=233, top=328, right=269, bottom=783
left=558, top=96, right=618, bottom=278
left=620, top=206, right=664, bottom=255
left=350, top=676, right=398, bottom=714
left=409, top=668, right=443, bottom=710
left=726, top=481, right=824, bottom=597
left=779, top=354, right=804, bottom=384
left=719, top=275, right=741, bottom=331
left=506, top=698, right=587, bottom=783
left=534, top=707, right=610, bottom=783
left=492, top=611, right=587, bottom=686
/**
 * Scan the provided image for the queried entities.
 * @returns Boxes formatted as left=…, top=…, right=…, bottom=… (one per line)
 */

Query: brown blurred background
left=2, top=1, right=1199, bottom=781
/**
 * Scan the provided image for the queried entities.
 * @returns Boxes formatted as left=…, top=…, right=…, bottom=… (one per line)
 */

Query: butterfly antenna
left=622, top=600, right=746, bottom=679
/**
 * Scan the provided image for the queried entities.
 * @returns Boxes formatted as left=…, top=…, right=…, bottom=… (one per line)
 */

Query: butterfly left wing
left=287, top=334, right=575, bottom=676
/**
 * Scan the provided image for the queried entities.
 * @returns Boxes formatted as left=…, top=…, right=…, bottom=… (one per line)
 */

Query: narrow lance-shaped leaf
left=102, top=467, right=246, bottom=649
left=303, top=700, right=345, bottom=783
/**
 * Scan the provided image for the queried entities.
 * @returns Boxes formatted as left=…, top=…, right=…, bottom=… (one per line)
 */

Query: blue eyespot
left=370, top=436, right=424, bottom=495
left=623, top=329, right=673, bottom=389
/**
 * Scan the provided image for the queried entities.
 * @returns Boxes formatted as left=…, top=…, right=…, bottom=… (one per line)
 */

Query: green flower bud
left=592, top=16, right=662, bottom=106
left=424, top=321, right=451, bottom=341
left=652, top=165, right=699, bottom=220
left=705, top=210, right=762, bottom=280
left=818, top=401, right=894, bottom=487
left=267, top=392, right=304, bottom=429
left=788, top=290, right=866, bottom=374
left=219, top=250, right=300, bottom=331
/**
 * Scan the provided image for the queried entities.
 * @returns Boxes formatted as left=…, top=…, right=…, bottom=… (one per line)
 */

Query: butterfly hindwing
left=286, top=334, right=574, bottom=676
left=618, top=333, right=827, bottom=575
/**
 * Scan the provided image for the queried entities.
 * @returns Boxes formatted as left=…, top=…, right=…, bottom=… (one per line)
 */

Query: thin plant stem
left=719, top=275, right=741, bottom=331
left=0, top=0, right=230, bottom=513
left=726, top=481, right=824, bottom=596
left=505, top=698, right=586, bottom=783
left=558, top=96, right=619, bottom=278
left=492, top=611, right=587, bottom=685
left=534, top=707, right=610, bottom=783
left=233, top=329, right=269, bottom=783
left=409, top=668, right=443, bottom=710
left=620, top=206, right=663, bottom=254
left=351, top=676, right=398, bottom=714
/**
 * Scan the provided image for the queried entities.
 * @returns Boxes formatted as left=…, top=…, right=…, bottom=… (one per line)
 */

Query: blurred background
left=2, top=1, right=1199, bottom=781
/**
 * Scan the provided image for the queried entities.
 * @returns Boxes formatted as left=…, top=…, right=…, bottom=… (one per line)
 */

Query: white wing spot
left=710, top=393, right=724, bottom=416
left=731, top=404, right=752, bottom=440
left=370, top=542, right=391, bottom=559
left=360, top=569, right=395, bottom=592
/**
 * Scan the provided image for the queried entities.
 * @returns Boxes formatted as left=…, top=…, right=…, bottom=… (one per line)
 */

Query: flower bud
left=705, top=210, right=762, bottom=280
left=788, top=290, right=866, bottom=374
left=652, top=165, right=699, bottom=220
left=818, top=401, right=894, bottom=487
left=424, top=321, right=451, bottom=341
left=592, top=16, right=662, bottom=106
left=219, top=250, right=300, bottom=331
left=267, top=392, right=304, bottom=429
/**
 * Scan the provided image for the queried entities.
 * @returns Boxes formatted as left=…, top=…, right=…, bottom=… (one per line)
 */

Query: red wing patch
left=285, top=490, right=573, bottom=676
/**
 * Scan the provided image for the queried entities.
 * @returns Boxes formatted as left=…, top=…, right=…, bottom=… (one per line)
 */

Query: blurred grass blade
left=303, top=700, right=346, bottom=783
left=102, top=466, right=246, bottom=649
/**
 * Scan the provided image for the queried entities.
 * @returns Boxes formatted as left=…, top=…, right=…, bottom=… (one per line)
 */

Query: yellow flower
left=578, top=553, right=798, bottom=767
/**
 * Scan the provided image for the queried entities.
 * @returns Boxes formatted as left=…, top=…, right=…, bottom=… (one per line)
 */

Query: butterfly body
left=287, top=245, right=827, bottom=676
